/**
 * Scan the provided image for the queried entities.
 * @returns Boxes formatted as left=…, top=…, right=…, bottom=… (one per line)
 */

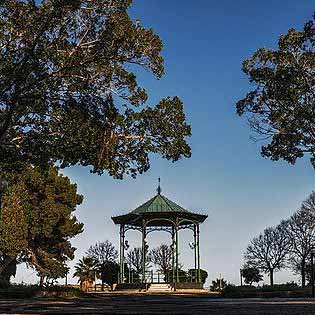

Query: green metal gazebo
left=111, top=180, right=208, bottom=285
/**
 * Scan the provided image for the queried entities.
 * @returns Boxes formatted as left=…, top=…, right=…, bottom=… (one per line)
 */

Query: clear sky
left=14, top=0, right=315, bottom=286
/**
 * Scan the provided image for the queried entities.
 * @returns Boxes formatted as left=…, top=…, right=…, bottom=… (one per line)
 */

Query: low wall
left=114, top=283, right=148, bottom=291
left=173, top=282, right=204, bottom=290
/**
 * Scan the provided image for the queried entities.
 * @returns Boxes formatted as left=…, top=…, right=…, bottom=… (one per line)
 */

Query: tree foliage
left=236, top=13, right=315, bottom=169
left=86, top=241, right=118, bottom=265
left=99, top=261, right=119, bottom=289
left=86, top=240, right=118, bottom=290
left=188, top=268, right=208, bottom=284
left=210, top=278, right=227, bottom=291
left=244, top=224, right=290, bottom=285
left=0, top=0, right=191, bottom=178
left=73, top=256, right=98, bottom=285
left=241, top=266, right=263, bottom=286
left=0, top=165, right=83, bottom=284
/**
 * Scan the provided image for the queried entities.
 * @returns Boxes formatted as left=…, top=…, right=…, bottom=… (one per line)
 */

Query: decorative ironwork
left=146, top=226, right=173, bottom=235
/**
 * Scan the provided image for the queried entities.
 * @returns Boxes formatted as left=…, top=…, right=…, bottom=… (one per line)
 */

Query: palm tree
left=73, top=256, right=98, bottom=290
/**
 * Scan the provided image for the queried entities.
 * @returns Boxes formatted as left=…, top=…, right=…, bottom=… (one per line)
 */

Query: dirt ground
left=2, top=293, right=315, bottom=314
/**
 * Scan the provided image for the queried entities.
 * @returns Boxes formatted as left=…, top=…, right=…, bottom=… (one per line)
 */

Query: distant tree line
left=244, top=191, right=315, bottom=287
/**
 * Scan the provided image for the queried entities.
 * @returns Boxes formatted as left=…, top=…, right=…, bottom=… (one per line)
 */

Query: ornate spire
left=157, top=177, right=161, bottom=195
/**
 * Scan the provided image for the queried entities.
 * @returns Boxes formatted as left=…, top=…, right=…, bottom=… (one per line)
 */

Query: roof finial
left=157, top=177, right=161, bottom=195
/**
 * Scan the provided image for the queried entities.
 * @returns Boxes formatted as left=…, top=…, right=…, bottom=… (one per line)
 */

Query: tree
left=241, top=266, right=263, bottom=286
left=236, top=13, right=315, bottom=169
left=244, top=224, right=290, bottom=285
left=188, top=269, right=208, bottom=284
left=0, top=0, right=191, bottom=179
left=0, top=165, right=83, bottom=285
left=86, top=241, right=118, bottom=265
left=210, top=278, right=227, bottom=291
left=86, top=241, right=118, bottom=290
left=126, top=247, right=149, bottom=276
left=285, top=193, right=315, bottom=287
left=149, top=244, right=172, bottom=275
left=99, top=261, right=120, bottom=290
left=73, top=256, right=98, bottom=290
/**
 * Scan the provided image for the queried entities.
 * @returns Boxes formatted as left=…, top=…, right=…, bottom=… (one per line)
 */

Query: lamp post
left=123, top=239, right=129, bottom=283
left=189, top=241, right=197, bottom=282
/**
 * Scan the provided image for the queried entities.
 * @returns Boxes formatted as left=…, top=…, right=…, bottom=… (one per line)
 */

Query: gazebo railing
left=118, top=270, right=199, bottom=284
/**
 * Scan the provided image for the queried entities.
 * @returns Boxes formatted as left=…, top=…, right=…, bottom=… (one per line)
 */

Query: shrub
left=210, top=278, right=227, bottom=291
left=0, top=284, right=83, bottom=299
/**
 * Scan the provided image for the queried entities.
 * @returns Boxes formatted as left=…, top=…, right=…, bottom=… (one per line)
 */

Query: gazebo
left=111, top=179, right=208, bottom=287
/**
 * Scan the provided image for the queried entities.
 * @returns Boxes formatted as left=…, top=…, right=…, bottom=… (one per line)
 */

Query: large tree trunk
left=39, top=275, right=45, bottom=287
left=301, top=260, right=306, bottom=288
left=269, top=269, right=274, bottom=286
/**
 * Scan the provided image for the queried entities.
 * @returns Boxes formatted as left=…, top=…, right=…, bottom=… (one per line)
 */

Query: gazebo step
left=147, top=283, right=173, bottom=292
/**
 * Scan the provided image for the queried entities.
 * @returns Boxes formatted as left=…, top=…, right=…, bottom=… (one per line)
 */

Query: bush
left=0, top=284, right=83, bottom=299
left=259, top=282, right=299, bottom=292
left=0, top=277, right=10, bottom=289
left=221, top=285, right=255, bottom=298
left=221, top=282, right=307, bottom=298
left=0, top=284, right=40, bottom=299
left=210, top=278, right=227, bottom=291
left=188, top=269, right=208, bottom=283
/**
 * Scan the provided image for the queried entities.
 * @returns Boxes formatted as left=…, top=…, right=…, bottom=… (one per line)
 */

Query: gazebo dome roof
left=112, top=183, right=207, bottom=227
left=131, top=193, right=189, bottom=215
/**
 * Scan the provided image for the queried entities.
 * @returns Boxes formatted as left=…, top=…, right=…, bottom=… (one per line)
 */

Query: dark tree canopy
left=0, top=0, right=191, bottom=178
left=241, top=266, right=263, bottom=286
left=100, top=261, right=119, bottom=288
left=236, top=13, right=315, bottom=169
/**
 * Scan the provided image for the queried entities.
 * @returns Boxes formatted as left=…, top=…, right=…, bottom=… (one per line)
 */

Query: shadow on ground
left=2, top=292, right=315, bottom=314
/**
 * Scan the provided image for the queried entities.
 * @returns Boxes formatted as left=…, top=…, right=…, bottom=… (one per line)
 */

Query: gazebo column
left=197, top=223, right=201, bottom=283
left=175, top=219, right=179, bottom=283
left=119, top=224, right=125, bottom=284
left=194, top=224, right=197, bottom=282
left=171, top=225, right=175, bottom=283
left=141, top=220, right=147, bottom=283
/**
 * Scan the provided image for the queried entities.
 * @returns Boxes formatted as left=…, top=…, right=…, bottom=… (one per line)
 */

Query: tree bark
left=269, top=269, right=274, bottom=286
left=39, top=275, right=45, bottom=287
left=301, top=260, right=306, bottom=288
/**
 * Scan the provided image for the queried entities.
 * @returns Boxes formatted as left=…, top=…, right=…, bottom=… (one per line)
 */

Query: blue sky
left=14, top=0, right=315, bottom=286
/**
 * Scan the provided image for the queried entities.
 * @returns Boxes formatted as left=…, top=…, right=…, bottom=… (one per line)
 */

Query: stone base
left=114, top=283, right=149, bottom=291
left=173, top=282, right=204, bottom=290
